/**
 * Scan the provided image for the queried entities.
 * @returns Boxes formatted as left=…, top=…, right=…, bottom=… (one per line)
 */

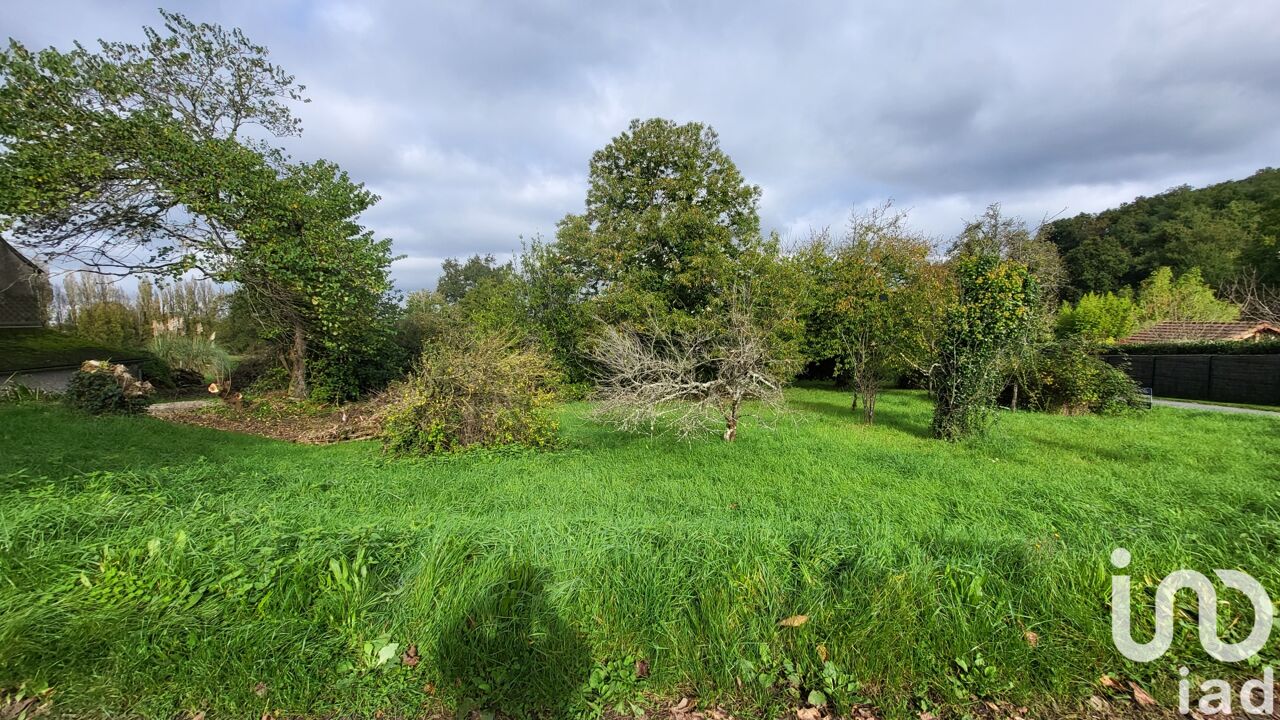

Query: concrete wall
left=1102, top=353, right=1280, bottom=406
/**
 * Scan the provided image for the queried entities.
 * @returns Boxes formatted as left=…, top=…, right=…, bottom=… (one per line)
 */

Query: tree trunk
left=850, top=392, right=858, bottom=413
left=723, top=404, right=739, bottom=442
left=863, top=386, right=877, bottom=424
left=288, top=320, right=307, bottom=399
left=1011, top=382, right=1019, bottom=412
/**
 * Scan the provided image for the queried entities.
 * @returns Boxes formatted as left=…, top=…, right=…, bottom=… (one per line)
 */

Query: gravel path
left=1153, top=398, right=1280, bottom=417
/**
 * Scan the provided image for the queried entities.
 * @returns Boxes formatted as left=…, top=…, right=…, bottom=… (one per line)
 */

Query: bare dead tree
left=589, top=294, right=792, bottom=442
left=1225, top=271, right=1280, bottom=325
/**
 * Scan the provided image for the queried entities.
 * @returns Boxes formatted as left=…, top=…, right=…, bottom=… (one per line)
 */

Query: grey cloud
left=5, top=0, right=1279, bottom=290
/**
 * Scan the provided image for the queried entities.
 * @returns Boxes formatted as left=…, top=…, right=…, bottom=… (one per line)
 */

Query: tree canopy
left=1042, top=168, right=1280, bottom=298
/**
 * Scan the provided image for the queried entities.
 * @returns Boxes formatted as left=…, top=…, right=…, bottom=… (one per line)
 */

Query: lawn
left=1, top=387, right=1278, bottom=719
left=0, top=328, right=145, bottom=373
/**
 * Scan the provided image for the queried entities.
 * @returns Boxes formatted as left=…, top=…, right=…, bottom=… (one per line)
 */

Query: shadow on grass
left=789, top=396, right=933, bottom=439
left=433, top=561, right=591, bottom=718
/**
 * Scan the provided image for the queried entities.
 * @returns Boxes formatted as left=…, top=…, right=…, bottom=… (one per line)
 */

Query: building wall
left=0, top=243, right=45, bottom=328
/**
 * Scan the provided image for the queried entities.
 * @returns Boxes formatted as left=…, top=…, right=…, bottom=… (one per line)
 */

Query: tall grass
left=0, top=388, right=1277, bottom=718
left=146, top=333, right=233, bottom=381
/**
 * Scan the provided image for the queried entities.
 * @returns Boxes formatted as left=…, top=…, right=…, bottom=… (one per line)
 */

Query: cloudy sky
left=6, top=1, right=1280, bottom=290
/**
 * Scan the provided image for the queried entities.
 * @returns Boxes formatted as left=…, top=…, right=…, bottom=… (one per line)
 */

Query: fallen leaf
left=423, top=683, right=436, bottom=696
left=253, top=682, right=268, bottom=698
left=817, top=644, right=829, bottom=662
left=1099, top=675, right=1123, bottom=691
left=1087, top=695, right=1109, bottom=712
left=779, top=614, right=809, bottom=628
left=797, top=707, right=823, bottom=720
left=672, top=698, right=693, bottom=712
left=401, top=644, right=420, bottom=668
left=1023, top=630, right=1039, bottom=647
left=191, top=713, right=205, bottom=720
left=635, top=657, right=650, bottom=679
left=918, top=712, right=936, bottom=720
left=1129, top=681, right=1157, bottom=707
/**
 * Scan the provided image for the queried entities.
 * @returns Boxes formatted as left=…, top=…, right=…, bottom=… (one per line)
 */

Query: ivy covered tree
left=931, top=255, right=1038, bottom=440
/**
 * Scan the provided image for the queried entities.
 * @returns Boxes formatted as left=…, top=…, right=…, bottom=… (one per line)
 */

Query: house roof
left=0, top=238, right=44, bottom=274
left=1118, top=321, right=1280, bottom=344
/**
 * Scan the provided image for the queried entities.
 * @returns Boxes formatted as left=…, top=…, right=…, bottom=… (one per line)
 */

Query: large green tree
left=556, top=118, right=765, bottom=322
left=0, top=11, right=398, bottom=400
left=0, top=10, right=305, bottom=276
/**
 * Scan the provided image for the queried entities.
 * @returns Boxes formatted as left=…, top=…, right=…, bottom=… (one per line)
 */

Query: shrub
left=1022, top=342, right=1145, bottom=415
left=64, top=361, right=154, bottom=415
left=378, top=334, right=560, bottom=455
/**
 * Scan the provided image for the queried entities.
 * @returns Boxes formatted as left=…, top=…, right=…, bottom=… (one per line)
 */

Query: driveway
left=1153, top=398, right=1280, bottom=417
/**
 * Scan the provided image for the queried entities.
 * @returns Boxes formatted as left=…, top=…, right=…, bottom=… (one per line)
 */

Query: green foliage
left=1043, top=168, right=1280, bottom=298
left=799, top=205, right=945, bottom=422
left=393, top=289, right=453, bottom=359
left=64, top=366, right=152, bottom=414
left=578, top=656, right=649, bottom=718
left=516, top=237, right=595, bottom=383
left=952, top=203, right=1067, bottom=307
left=738, top=645, right=862, bottom=713
left=1057, top=267, right=1240, bottom=345
left=223, top=158, right=403, bottom=401
left=556, top=117, right=764, bottom=324
left=73, top=300, right=145, bottom=349
left=379, top=334, right=560, bottom=455
left=0, top=13, right=396, bottom=403
left=0, top=10, right=306, bottom=274
left=1055, top=291, right=1139, bottom=344
left=948, top=652, right=1012, bottom=701
left=1021, top=341, right=1145, bottom=415
left=931, top=255, right=1039, bottom=440
left=1104, top=339, right=1280, bottom=355
left=1134, top=266, right=1239, bottom=324
left=436, top=253, right=513, bottom=303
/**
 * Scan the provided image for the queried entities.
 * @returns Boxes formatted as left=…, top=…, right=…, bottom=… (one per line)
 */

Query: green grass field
left=0, top=328, right=144, bottom=373
left=2, top=388, right=1278, bottom=718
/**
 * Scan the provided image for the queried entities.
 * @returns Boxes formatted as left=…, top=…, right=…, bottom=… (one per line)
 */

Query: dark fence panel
left=1102, top=353, right=1280, bottom=405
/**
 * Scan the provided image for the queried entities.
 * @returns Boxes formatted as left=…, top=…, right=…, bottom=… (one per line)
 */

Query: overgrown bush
left=64, top=361, right=154, bottom=415
left=1021, top=342, right=1145, bottom=415
left=378, top=334, right=560, bottom=455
